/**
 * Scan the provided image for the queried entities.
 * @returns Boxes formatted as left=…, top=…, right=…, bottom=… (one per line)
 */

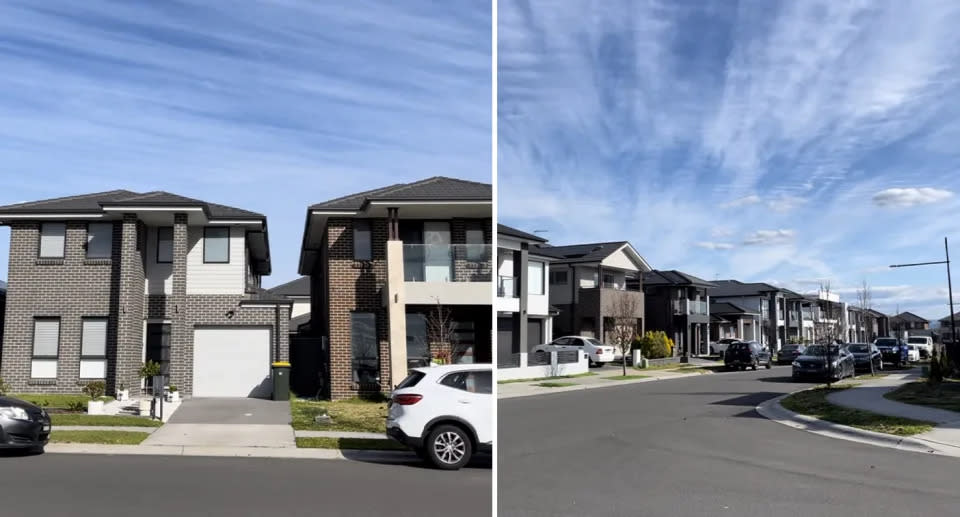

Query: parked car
left=724, top=341, right=772, bottom=370
left=905, top=344, right=922, bottom=363
left=711, top=338, right=740, bottom=357
left=531, top=336, right=616, bottom=367
left=791, top=344, right=855, bottom=381
left=906, top=336, right=933, bottom=359
left=777, top=344, right=806, bottom=365
left=846, top=343, right=883, bottom=372
left=386, top=364, right=492, bottom=470
left=0, top=395, right=51, bottom=452
left=874, top=337, right=908, bottom=367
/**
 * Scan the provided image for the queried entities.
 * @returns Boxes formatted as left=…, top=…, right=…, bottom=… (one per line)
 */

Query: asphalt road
left=499, top=366, right=960, bottom=517
left=0, top=452, right=491, bottom=516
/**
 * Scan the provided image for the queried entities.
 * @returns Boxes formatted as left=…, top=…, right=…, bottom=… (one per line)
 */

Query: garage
left=193, top=327, right=272, bottom=398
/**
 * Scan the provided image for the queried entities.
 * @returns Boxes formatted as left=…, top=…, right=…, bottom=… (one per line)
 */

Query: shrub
left=66, top=400, right=86, bottom=412
left=0, top=377, right=9, bottom=396
left=139, top=360, right=162, bottom=379
left=635, top=331, right=675, bottom=359
left=929, top=350, right=943, bottom=385
left=82, top=381, right=106, bottom=400
left=168, top=385, right=178, bottom=393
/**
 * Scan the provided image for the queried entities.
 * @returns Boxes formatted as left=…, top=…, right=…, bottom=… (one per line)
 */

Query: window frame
left=85, top=222, right=114, bottom=259
left=31, top=317, right=61, bottom=379
left=203, top=226, right=231, bottom=264
left=80, top=317, right=108, bottom=379
left=353, top=220, right=372, bottom=261
left=527, top=261, right=545, bottom=295
left=549, top=270, right=568, bottom=285
left=350, top=312, right=379, bottom=384
left=38, top=222, right=66, bottom=259
left=465, top=228, right=486, bottom=262
left=156, top=226, right=174, bottom=264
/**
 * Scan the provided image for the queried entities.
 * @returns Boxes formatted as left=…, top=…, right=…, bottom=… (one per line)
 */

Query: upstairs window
left=39, top=223, right=66, bottom=258
left=86, top=223, right=113, bottom=259
left=549, top=270, right=568, bottom=285
left=353, top=220, right=372, bottom=260
left=157, top=227, right=173, bottom=263
left=528, top=261, right=545, bottom=295
left=204, top=227, right=230, bottom=263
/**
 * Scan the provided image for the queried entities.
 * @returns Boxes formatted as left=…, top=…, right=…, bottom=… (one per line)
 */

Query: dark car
left=791, top=344, right=855, bottom=381
left=724, top=341, right=772, bottom=370
left=846, top=343, right=883, bottom=372
left=777, top=344, right=806, bottom=365
left=0, top=395, right=51, bottom=452
left=874, top=337, right=908, bottom=367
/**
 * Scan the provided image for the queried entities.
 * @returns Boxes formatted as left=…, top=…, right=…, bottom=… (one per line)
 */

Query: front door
left=423, top=222, right=452, bottom=282
left=145, top=323, right=171, bottom=393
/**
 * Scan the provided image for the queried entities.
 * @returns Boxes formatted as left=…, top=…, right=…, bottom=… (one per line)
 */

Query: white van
left=906, top=336, right=933, bottom=358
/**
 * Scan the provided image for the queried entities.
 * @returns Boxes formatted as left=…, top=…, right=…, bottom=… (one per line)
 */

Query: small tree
left=0, top=377, right=9, bottom=396
left=609, top=290, right=642, bottom=375
left=929, top=349, right=944, bottom=386
left=813, top=282, right=845, bottom=388
left=426, top=300, right=468, bottom=364
left=856, top=279, right=876, bottom=375
left=82, top=380, right=106, bottom=400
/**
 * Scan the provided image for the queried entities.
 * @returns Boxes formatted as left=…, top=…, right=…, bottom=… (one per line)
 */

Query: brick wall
left=116, top=214, right=145, bottom=395
left=0, top=221, right=122, bottom=393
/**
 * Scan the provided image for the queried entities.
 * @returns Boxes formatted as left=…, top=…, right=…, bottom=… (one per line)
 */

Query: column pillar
left=386, top=207, right=407, bottom=387
left=170, top=214, right=190, bottom=394
left=116, top=214, right=145, bottom=396
left=512, top=246, right=529, bottom=353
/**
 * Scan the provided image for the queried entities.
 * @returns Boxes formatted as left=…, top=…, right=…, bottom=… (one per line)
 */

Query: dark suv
left=874, top=337, right=908, bottom=367
left=724, top=341, right=772, bottom=370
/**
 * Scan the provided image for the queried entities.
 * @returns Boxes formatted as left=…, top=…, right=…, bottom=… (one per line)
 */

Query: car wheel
left=425, top=425, right=472, bottom=471
left=765, top=360, right=772, bottom=370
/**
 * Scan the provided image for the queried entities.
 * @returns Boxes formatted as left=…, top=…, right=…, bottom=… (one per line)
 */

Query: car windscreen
left=586, top=338, right=605, bottom=347
left=395, top=371, right=426, bottom=389
left=907, top=338, right=926, bottom=344
left=875, top=339, right=898, bottom=347
left=848, top=344, right=870, bottom=353
left=803, top=345, right=840, bottom=355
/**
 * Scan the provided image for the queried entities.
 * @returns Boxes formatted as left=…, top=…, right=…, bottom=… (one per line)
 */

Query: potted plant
left=139, top=360, right=162, bottom=395
left=116, top=382, right=129, bottom=402
left=166, top=384, right=180, bottom=403
left=83, top=381, right=106, bottom=415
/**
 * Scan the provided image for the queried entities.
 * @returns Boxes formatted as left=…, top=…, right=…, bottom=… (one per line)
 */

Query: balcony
left=672, top=299, right=708, bottom=315
left=400, top=244, right=492, bottom=305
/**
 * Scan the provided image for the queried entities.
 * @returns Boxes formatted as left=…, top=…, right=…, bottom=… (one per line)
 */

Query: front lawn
left=498, top=372, right=597, bottom=384
left=781, top=385, right=935, bottom=436
left=295, top=437, right=407, bottom=451
left=50, top=430, right=150, bottom=445
left=50, top=414, right=162, bottom=427
left=13, top=394, right=114, bottom=410
left=534, top=382, right=577, bottom=388
left=602, top=375, right=650, bottom=381
left=290, top=398, right=387, bottom=434
left=885, top=380, right=960, bottom=413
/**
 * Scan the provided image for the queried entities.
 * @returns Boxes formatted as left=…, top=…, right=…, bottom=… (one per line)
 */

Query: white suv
left=386, top=364, right=492, bottom=470
left=531, top=336, right=616, bottom=367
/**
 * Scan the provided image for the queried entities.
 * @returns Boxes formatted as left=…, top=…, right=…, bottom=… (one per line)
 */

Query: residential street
left=499, top=367, right=960, bottom=517
left=0, top=453, right=491, bottom=517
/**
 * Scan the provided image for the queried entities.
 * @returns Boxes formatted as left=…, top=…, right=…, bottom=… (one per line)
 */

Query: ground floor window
left=351, top=312, right=379, bottom=385
left=31, top=317, right=60, bottom=378
left=80, top=318, right=108, bottom=378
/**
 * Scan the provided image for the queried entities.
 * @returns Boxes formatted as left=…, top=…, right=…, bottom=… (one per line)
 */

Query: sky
left=0, top=0, right=491, bottom=287
left=498, top=0, right=960, bottom=321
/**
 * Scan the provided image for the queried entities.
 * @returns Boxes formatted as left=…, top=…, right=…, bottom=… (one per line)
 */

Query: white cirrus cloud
left=768, top=195, right=808, bottom=213
left=720, top=195, right=761, bottom=208
left=872, top=187, right=954, bottom=207
left=743, top=229, right=795, bottom=246
left=695, top=241, right=734, bottom=250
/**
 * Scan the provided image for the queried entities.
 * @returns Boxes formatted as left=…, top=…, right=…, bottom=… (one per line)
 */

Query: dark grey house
left=710, top=280, right=794, bottom=350
left=642, top=270, right=715, bottom=357
left=0, top=191, right=291, bottom=397
left=0, top=279, right=6, bottom=361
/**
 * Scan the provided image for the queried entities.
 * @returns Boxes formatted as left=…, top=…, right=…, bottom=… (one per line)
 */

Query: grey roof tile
left=533, top=241, right=630, bottom=263
left=310, top=176, right=491, bottom=210
left=498, top=224, right=547, bottom=243
left=0, top=190, right=263, bottom=219
left=268, top=276, right=310, bottom=297
left=643, top=270, right=715, bottom=288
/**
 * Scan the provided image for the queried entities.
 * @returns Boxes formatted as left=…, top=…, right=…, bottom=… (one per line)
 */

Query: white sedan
left=906, top=344, right=922, bottom=363
left=531, top=336, right=616, bottom=367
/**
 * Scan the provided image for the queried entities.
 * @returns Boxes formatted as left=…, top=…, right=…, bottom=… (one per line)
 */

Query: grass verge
left=499, top=372, right=597, bottom=384
left=602, top=375, right=651, bottom=381
left=13, top=394, right=114, bottom=409
left=885, top=380, right=960, bottom=413
left=781, top=385, right=935, bottom=436
left=290, top=398, right=387, bottom=433
left=50, top=430, right=150, bottom=445
left=50, top=414, right=162, bottom=427
left=535, top=382, right=577, bottom=388
left=295, top=437, right=408, bottom=451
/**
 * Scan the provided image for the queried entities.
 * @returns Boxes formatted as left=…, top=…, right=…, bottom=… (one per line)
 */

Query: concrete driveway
left=143, top=398, right=295, bottom=448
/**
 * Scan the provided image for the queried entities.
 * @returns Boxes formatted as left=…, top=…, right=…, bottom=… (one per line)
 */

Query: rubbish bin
left=272, top=361, right=291, bottom=401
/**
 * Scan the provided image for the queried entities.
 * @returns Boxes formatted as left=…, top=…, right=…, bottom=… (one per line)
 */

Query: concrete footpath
left=498, top=358, right=736, bottom=399
left=758, top=370, right=960, bottom=457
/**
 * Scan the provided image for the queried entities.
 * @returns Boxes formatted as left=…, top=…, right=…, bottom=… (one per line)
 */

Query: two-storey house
left=711, top=280, right=791, bottom=350
left=0, top=191, right=290, bottom=398
left=710, top=301, right=760, bottom=345
left=865, top=309, right=890, bottom=342
left=536, top=241, right=650, bottom=343
left=890, top=312, right=931, bottom=337
left=298, top=177, right=492, bottom=400
left=496, top=225, right=555, bottom=362
left=642, top=270, right=714, bottom=357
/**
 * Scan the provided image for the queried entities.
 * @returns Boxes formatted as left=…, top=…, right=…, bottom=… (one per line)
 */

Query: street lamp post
left=890, top=237, right=957, bottom=362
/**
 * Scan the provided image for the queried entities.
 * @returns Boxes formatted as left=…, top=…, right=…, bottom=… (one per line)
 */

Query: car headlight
left=792, top=361, right=801, bottom=367
left=0, top=406, right=30, bottom=421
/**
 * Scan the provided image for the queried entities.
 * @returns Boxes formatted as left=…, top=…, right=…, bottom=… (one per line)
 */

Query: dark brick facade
left=0, top=214, right=287, bottom=396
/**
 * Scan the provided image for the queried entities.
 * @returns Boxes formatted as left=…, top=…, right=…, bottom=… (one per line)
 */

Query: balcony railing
left=403, top=244, right=492, bottom=282
left=672, top=299, right=708, bottom=315
left=498, top=275, right=518, bottom=298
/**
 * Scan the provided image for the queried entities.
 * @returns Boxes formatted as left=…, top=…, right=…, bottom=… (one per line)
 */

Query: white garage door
left=193, top=327, right=272, bottom=398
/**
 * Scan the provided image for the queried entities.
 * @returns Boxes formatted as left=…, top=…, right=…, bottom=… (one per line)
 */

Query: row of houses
left=494, top=225, right=936, bottom=360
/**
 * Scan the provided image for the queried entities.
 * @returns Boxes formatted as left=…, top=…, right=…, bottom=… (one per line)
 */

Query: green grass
left=634, top=363, right=724, bottom=374
left=50, top=414, right=162, bottom=427
left=885, top=380, right=960, bottom=413
left=781, top=385, right=935, bottom=436
left=602, top=375, right=651, bottom=381
left=498, top=372, right=597, bottom=384
left=534, top=382, right=578, bottom=388
left=290, top=398, right=387, bottom=433
left=49, top=430, right=150, bottom=445
left=13, top=394, right=114, bottom=409
left=295, top=437, right=408, bottom=451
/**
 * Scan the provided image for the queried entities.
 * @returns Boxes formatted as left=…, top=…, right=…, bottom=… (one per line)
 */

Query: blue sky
left=499, top=0, right=960, bottom=320
left=0, top=0, right=491, bottom=287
